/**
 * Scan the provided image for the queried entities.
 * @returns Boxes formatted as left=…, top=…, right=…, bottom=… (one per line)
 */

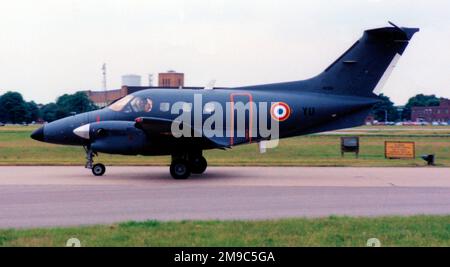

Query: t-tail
left=314, top=22, right=419, bottom=97
left=239, top=22, right=419, bottom=98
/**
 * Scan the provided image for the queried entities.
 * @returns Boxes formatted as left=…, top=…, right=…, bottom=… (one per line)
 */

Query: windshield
left=108, top=95, right=134, bottom=112
left=108, top=95, right=153, bottom=113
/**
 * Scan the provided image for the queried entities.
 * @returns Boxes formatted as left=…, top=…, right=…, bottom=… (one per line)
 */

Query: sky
left=0, top=0, right=449, bottom=105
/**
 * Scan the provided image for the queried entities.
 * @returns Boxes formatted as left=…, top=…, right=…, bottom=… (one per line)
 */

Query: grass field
left=1, top=127, right=449, bottom=247
left=0, top=125, right=449, bottom=166
left=0, top=216, right=449, bottom=247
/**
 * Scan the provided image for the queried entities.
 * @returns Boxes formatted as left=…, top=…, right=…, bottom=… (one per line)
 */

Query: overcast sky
left=0, top=0, right=449, bottom=105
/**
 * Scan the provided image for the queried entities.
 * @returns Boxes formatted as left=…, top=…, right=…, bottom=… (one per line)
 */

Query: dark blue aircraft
left=31, top=23, right=419, bottom=179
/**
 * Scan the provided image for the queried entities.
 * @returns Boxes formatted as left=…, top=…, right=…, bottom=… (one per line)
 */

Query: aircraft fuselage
left=35, top=87, right=378, bottom=156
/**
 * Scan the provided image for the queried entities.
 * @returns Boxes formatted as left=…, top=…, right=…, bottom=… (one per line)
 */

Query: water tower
left=121, top=74, right=142, bottom=86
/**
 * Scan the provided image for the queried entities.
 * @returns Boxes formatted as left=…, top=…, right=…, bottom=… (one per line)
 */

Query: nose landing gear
left=85, top=147, right=106, bottom=176
left=92, top=163, right=106, bottom=176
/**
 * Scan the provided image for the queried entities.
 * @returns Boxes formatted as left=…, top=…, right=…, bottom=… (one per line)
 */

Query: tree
left=40, top=103, right=61, bottom=122
left=402, top=94, right=440, bottom=120
left=56, top=92, right=97, bottom=116
left=25, top=101, right=40, bottom=122
left=0, top=91, right=29, bottom=123
left=371, top=94, right=399, bottom=122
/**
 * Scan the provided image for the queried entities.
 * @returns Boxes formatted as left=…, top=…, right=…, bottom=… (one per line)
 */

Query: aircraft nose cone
left=31, top=126, right=45, bottom=141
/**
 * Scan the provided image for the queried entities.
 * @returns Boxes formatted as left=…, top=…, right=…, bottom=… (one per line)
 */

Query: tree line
left=0, top=91, right=97, bottom=124
left=372, top=93, right=442, bottom=122
left=0, top=90, right=445, bottom=124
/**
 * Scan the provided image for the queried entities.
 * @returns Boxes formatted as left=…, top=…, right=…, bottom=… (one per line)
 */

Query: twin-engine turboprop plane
left=31, top=23, right=419, bottom=179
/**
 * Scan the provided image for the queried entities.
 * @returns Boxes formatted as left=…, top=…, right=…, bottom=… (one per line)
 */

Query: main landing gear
left=83, top=147, right=207, bottom=179
left=170, top=152, right=208, bottom=180
left=85, top=147, right=106, bottom=176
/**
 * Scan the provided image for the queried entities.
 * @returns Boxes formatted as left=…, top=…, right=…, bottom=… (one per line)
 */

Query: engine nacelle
left=75, top=121, right=148, bottom=155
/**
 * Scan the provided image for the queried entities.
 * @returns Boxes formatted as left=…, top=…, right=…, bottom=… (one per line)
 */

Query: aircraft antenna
left=102, top=63, right=107, bottom=106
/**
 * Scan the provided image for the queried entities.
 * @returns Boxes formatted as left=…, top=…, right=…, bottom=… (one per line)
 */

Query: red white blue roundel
left=271, top=102, right=291, bottom=122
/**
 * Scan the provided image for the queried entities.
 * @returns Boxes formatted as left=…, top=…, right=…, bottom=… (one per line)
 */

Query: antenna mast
left=102, top=63, right=107, bottom=106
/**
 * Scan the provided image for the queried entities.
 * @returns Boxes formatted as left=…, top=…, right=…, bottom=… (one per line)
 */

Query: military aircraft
left=31, top=23, right=419, bottom=179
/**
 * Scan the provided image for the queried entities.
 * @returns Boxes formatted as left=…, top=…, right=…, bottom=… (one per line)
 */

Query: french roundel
left=271, top=102, right=291, bottom=122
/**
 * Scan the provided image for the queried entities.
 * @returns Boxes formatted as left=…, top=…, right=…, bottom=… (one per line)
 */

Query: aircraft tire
left=92, top=163, right=106, bottom=176
left=170, top=159, right=191, bottom=179
left=189, top=156, right=207, bottom=174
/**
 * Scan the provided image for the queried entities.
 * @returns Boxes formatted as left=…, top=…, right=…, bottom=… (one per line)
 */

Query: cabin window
left=160, top=102, right=170, bottom=112
left=182, top=102, right=192, bottom=112
left=203, top=102, right=216, bottom=114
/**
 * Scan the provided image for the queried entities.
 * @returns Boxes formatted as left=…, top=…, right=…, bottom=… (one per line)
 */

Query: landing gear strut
left=84, top=147, right=106, bottom=176
left=170, top=151, right=208, bottom=179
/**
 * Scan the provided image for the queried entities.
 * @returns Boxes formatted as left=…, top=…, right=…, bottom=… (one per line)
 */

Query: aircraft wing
left=134, top=116, right=230, bottom=148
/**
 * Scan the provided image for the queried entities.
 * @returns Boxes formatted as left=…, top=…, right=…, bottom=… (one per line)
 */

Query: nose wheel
left=85, top=147, right=106, bottom=176
left=92, top=163, right=106, bottom=176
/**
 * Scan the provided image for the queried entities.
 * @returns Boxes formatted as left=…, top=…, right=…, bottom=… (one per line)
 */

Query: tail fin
left=316, top=23, right=419, bottom=97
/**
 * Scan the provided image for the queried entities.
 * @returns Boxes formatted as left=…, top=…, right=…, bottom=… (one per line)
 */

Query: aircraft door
left=229, top=93, right=254, bottom=146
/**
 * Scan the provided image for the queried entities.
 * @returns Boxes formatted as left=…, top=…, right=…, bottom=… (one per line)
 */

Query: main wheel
left=170, top=159, right=191, bottom=179
left=189, top=156, right=207, bottom=174
left=92, top=163, right=106, bottom=176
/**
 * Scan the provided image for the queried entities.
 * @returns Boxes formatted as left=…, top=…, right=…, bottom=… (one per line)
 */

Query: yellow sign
left=385, top=141, right=415, bottom=159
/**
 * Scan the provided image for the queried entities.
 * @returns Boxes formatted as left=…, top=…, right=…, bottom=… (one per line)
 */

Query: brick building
left=411, top=98, right=450, bottom=123
left=158, top=71, right=184, bottom=87
left=85, top=71, right=186, bottom=107
left=84, top=86, right=152, bottom=108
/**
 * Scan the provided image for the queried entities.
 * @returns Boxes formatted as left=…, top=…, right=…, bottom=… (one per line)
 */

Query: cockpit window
left=130, top=97, right=153, bottom=112
left=130, top=97, right=145, bottom=112
left=108, top=95, right=153, bottom=113
left=108, top=95, right=134, bottom=112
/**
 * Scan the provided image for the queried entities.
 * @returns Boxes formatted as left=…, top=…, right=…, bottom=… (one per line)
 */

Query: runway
left=0, top=166, right=449, bottom=228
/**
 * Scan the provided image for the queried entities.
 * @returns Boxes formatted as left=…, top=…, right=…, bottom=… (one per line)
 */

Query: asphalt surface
left=0, top=166, right=449, bottom=228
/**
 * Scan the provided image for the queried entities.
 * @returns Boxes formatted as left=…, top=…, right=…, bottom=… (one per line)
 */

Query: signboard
left=385, top=141, right=415, bottom=159
left=341, top=137, right=359, bottom=158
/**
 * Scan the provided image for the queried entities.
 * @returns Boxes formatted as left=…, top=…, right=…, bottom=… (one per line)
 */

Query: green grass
left=0, top=216, right=449, bottom=247
left=1, top=125, right=449, bottom=166
left=1, top=125, right=450, bottom=166
left=1, top=126, right=449, bottom=247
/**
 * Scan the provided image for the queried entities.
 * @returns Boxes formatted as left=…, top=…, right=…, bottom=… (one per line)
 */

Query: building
left=85, top=71, right=187, bottom=107
left=121, top=74, right=142, bottom=87
left=84, top=86, right=149, bottom=107
left=158, top=70, right=184, bottom=87
left=364, top=114, right=375, bottom=125
left=411, top=98, right=450, bottom=123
